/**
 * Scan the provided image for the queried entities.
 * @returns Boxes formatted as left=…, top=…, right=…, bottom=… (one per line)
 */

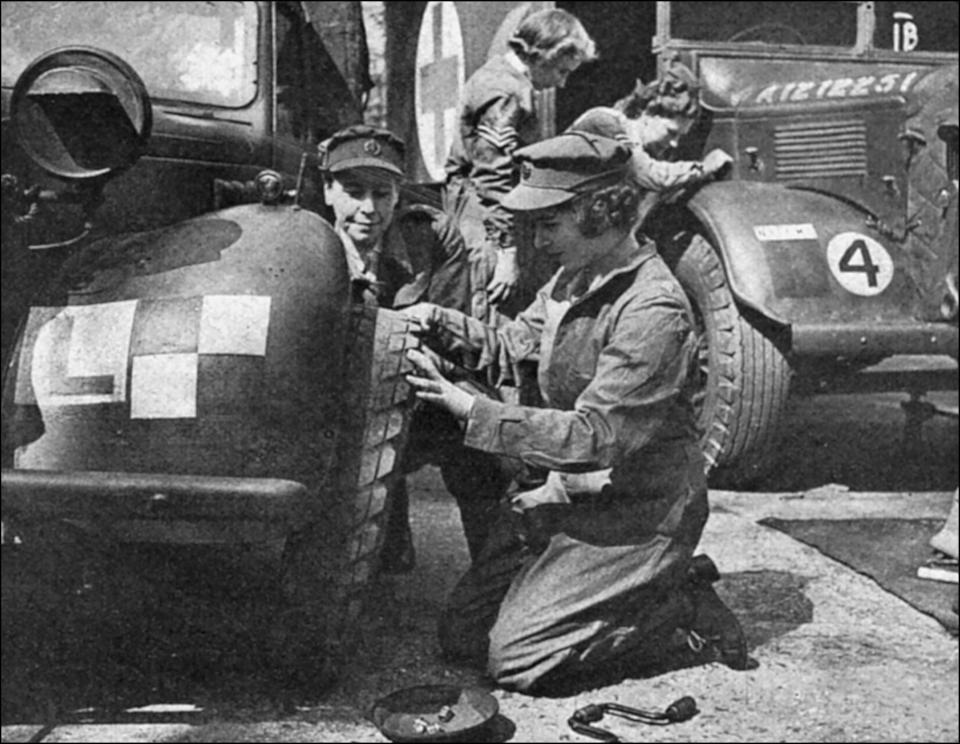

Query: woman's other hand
left=487, top=247, right=519, bottom=305
left=702, top=148, right=733, bottom=178
left=401, top=302, right=441, bottom=334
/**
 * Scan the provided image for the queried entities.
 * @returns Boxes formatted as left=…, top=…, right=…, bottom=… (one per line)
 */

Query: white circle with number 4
left=826, top=232, right=894, bottom=296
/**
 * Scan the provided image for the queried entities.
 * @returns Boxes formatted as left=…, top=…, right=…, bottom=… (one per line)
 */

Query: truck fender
left=685, top=180, right=919, bottom=328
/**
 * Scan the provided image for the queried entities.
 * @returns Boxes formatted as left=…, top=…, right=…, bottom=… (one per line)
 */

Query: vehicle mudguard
left=686, top=180, right=946, bottom=329
left=3, top=204, right=351, bottom=495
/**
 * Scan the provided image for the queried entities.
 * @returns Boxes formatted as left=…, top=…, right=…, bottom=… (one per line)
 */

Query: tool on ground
left=568, top=696, right=698, bottom=741
left=371, top=685, right=499, bottom=742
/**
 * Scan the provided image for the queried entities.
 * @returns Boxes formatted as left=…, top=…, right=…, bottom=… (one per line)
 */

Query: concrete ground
left=2, top=376, right=958, bottom=743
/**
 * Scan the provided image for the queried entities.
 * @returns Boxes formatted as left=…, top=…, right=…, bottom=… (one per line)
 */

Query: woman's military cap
left=319, top=124, right=405, bottom=176
left=502, top=131, right=631, bottom=211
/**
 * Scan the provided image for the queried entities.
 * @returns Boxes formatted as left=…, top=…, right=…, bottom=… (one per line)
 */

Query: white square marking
left=131, top=354, right=198, bottom=419
left=198, top=295, right=271, bottom=356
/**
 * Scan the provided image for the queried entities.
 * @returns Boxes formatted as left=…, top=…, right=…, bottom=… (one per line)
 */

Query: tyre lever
left=568, top=696, right=698, bottom=742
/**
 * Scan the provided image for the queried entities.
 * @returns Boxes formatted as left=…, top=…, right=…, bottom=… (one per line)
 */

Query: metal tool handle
left=569, top=697, right=698, bottom=740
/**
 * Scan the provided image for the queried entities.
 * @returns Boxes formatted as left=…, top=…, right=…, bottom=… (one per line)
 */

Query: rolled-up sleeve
left=463, top=296, right=695, bottom=471
left=430, top=287, right=548, bottom=385
left=632, top=148, right=708, bottom=192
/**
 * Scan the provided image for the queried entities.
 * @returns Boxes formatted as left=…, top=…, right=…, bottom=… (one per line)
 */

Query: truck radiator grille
left=774, top=119, right=867, bottom=179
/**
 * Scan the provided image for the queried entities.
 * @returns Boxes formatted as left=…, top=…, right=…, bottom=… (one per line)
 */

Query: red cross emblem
left=415, top=1, right=465, bottom=181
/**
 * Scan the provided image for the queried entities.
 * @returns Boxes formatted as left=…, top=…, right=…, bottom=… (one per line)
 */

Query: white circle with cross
left=415, top=1, right=465, bottom=182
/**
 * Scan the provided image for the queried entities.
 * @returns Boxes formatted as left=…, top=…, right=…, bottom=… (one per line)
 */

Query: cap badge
left=521, top=162, right=533, bottom=180
left=363, top=139, right=383, bottom=156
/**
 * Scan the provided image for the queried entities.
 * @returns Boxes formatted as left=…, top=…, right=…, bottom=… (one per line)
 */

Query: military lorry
left=385, top=0, right=959, bottom=485
left=1, top=1, right=417, bottom=682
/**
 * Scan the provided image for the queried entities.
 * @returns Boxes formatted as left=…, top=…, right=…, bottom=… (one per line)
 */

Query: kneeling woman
left=404, top=131, right=747, bottom=694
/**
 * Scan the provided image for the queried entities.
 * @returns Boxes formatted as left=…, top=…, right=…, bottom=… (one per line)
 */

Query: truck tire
left=274, top=305, right=418, bottom=685
left=671, top=234, right=792, bottom=488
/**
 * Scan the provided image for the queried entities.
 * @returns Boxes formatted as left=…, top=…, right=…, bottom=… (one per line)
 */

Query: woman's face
left=631, top=111, right=692, bottom=158
left=528, top=55, right=582, bottom=90
left=530, top=204, right=595, bottom=271
left=323, top=168, right=400, bottom=250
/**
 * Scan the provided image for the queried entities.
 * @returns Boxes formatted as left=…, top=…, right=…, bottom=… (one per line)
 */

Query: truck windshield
left=1, top=1, right=258, bottom=107
left=669, top=1, right=859, bottom=47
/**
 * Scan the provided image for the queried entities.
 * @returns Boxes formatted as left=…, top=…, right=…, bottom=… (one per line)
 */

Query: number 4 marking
left=838, top=240, right=880, bottom=287
left=826, top=232, right=894, bottom=296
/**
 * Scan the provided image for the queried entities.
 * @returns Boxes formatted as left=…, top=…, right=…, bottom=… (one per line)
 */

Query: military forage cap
left=319, top=124, right=405, bottom=175
left=502, top=131, right=632, bottom=211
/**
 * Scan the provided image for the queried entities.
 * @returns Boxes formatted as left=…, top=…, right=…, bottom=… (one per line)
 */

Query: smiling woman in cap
left=402, top=130, right=747, bottom=694
left=319, top=125, right=409, bottom=295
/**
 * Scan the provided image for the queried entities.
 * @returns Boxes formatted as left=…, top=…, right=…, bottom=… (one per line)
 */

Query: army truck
left=386, top=0, right=959, bottom=485
left=1, top=1, right=417, bottom=683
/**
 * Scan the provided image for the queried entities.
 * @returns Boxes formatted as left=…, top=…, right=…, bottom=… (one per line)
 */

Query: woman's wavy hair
left=614, top=62, right=700, bottom=120
left=508, top=9, right=597, bottom=66
left=569, top=176, right=642, bottom=238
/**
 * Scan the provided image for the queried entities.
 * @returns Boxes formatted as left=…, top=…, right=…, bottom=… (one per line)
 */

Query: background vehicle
left=386, top=0, right=959, bottom=485
left=1, top=1, right=415, bottom=682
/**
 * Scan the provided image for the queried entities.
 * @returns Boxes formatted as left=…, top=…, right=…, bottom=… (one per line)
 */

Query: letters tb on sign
left=893, top=12, right=919, bottom=52
left=826, top=232, right=894, bottom=296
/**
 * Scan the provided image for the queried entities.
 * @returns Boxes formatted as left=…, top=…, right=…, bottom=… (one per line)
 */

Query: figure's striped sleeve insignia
left=477, top=124, right=520, bottom=152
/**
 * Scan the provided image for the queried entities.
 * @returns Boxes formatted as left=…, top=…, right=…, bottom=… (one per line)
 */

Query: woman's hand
left=401, top=302, right=441, bottom=334
left=406, top=349, right=476, bottom=420
left=487, top=247, right=518, bottom=305
left=702, top=148, right=733, bottom=178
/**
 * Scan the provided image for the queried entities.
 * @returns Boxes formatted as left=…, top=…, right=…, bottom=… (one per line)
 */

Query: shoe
left=682, top=582, right=749, bottom=670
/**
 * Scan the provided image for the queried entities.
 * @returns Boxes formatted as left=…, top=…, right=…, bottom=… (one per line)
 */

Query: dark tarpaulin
left=301, top=1, right=373, bottom=104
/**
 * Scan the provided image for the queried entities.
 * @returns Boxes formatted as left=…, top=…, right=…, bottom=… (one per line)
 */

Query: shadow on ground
left=720, top=569, right=815, bottom=651
left=749, top=391, right=958, bottom=493
left=1, top=540, right=319, bottom=726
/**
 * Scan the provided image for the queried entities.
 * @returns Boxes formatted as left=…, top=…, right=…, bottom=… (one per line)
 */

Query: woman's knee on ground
left=486, top=614, right=574, bottom=693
